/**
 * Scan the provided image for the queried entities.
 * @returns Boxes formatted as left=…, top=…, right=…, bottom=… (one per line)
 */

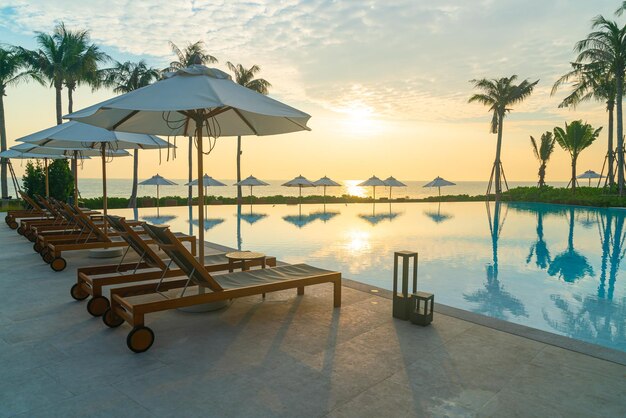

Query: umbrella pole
left=44, top=158, right=49, bottom=198
left=156, top=184, right=160, bottom=218
left=73, top=151, right=78, bottom=204
left=196, top=119, right=205, bottom=262
left=373, top=186, right=376, bottom=202
left=250, top=185, right=253, bottom=206
left=389, top=187, right=392, bottom=201
left=324, top=185, right=327, bottom=204
left=101, top=144, right=108, bottom=238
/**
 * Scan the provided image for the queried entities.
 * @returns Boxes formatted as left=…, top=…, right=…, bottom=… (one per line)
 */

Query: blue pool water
left=110, top=201, right=626, bottom=353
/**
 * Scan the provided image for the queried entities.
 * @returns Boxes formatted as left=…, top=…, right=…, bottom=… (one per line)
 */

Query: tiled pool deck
left=0, top=220, right=625, bottom=417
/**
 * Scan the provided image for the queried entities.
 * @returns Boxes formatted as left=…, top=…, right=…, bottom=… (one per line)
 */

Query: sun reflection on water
left=345, top=180, right=367, bottom=197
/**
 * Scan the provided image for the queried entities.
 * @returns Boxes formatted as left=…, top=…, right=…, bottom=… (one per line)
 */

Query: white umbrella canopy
left=16, top=121, right=172, bottom=231
left=139, top=174, right=178, bottom=211
left=282, top=175, right=315, bottom=199
left=313, top=176, right=341, bottom=202
left=0, top=148, right=71, bottom=198
left=358, top=175, right=387, bottom=200
left=423, top=176, right=456, bottom=197
left=235, top=175, right=269, bottom=204
left=384, top=176, right=407, bottom=200
left=185, top=174, right=227, bottom=187
left=66, top=64, right=311, bottom=262
left=577, top=170, right=604, bottom=186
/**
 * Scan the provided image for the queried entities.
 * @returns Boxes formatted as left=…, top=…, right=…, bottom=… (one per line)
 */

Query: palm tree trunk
left=0, top=94, right=8, bottom=199
left=538, top=163, right=546, bottom=188
left=187, top=136, right=193, bottom=205
left=616, top=75, right=624, bottom=195
left=571, top=156, right=577, bottom=192
left=128, top=150, right=138, bottom=208
left=55, top=82, right=62, bottom=125
left=608, top=102, right=615, bottom=187
left=493, top=114, right=504, bottom=197
left=236, top=135, right=242, bottom=202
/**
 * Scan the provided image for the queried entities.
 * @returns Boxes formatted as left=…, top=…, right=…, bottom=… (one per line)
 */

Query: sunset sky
left=0, top=0, right=622, bottom=181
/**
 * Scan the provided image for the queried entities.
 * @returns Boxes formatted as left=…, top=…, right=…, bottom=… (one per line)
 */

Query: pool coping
left=342, top=278, right=626, bottom=366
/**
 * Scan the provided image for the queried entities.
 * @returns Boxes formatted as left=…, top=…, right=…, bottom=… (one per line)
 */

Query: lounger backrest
left=65, top=203, right=109, bottom=242
left=106, top=215, right=167, bottom=270
left=142, top=223, right=223, bottom=292
left=19, top=191, right=42, bottom=211
left=35, top=195, right=58, bottom=217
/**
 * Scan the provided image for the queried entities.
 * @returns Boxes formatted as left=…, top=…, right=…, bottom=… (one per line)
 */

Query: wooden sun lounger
left=72, top=215, right=276, bottom=316
left=21, top=198, right=100, bottom=241
left=102, top=223, right=341, bottom=353
left=5, top=192, right=51, bottom=228
left=41, top=208, right=196, bottom=272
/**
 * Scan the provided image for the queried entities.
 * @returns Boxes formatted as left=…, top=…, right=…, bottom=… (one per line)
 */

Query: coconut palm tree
left=226, top=62, right=271, bottom=202
left=552, top=62, right=616, bottom=187
left=530, top=131, right=556, bottom=188
left=0, top=46, right=43, bottom=198
left=101, top=60, right=160, bottom=208
left=575, top=16, right=626, bottom=194
left=553, top=120, right=602, bottom=192
left=165, top=41, right=218, bottom=205
left=56, top=23, right=109, bottom=114
left=468, top=76, right=538, bottom=199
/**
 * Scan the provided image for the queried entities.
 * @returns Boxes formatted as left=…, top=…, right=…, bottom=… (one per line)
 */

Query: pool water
left=110, top=201, right=626, bottom=353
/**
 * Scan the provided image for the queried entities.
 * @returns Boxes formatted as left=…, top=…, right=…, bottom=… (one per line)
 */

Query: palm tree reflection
left=527, top=209, right=551, bottom=270
left=464, top=202, right=528, bottom=319
left=547, top=207, right=594, bottom=283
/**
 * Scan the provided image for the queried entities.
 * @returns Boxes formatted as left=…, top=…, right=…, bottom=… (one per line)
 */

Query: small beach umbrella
left=235, top=175, right=269, bottom=205
left=139, top=174, right=178, bottom=211
left=358, top=175, right=387, bottom=201
left=65, top=64, right=311, bottom=263
left=423, top=176, right=456, bottom=197
left=282, top=175, right=315, bottom=200
left=384, top=176, right=407, bottom=200
left=313, top=176, right=341, bottom=203
left=577, top=170, right=604, bottom=187
left=185, top=174, right=226, bottom=198
left=16, top=121, right=172, bottom=236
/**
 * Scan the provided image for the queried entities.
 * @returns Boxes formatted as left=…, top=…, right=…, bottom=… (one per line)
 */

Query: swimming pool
left=110, top=201, right=626, bottom=353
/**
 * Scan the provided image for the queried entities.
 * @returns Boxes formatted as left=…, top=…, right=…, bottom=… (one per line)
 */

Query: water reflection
left=236, top=204, right=268, bottom=250
left=464, top=202, right=528, bottom=319
left=597, top=212, right=625, bottom=300
left=526, top=208, right=551, bottom=270
left=283, top=204, right=341, bottom=228
left=547, top=207, right=594, bottom=283
left=423, top=202, right=453, bottom=224
left=188, top=218, right=226, bottom=230
left=358, top=202, right=402, bottom=225
left=141, top=214, right=178, bottom=225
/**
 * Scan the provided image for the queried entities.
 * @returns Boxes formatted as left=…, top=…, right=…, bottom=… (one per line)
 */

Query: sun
left=345, top=179, right=367, bottom=197
left=336, top=103, right=383, bottom=136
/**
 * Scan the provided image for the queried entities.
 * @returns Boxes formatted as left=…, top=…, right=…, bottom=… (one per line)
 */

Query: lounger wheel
left=42, top=251, right=54, bottom=264
left=33, top=242, right=43, bottom=253
left=27, top=233, right=37, bottom=242
left=127, top=326, right=154, bottom=353
left=8, top=220, right=18, bottom=229
left=102, top=308, right=124, bottom=328
left=17, top=225, right=25, bottom=235
left=70, top=283, right=89, bottom=301
left=87, top=296, right=109, bottom=317
left=4, top=215, right=9, bottom=224
left=50, top=257, right=67, bottom=272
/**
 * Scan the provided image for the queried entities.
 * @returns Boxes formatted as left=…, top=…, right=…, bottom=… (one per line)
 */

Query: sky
left=0, top=0, right=623, bottom=182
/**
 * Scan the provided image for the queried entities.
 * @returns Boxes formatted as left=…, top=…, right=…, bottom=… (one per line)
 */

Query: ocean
left=65, top=179, right=572, bottom=199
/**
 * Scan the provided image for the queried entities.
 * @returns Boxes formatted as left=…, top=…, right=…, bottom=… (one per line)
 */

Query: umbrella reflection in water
left=423, top=202, right=453, bottom=224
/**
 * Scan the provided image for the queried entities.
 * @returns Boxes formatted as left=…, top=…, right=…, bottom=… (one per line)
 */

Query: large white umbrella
left=0, top=147, right=74, bottom=198
left=16, top=121, right=172, bottom=234
left=423, top=176, right=456, bottom=197
left=313, top=176, right=341, bottom=202
left=8, top=143, right=129, bottom=200
left=577, top=169, right=604, bottom=187
left=185, top=174, right=226, bottom=198
left=384, top=176, right=407, bottom=200
left=65, top=64, right=311, bottom=262
left=235, top=175, right=269, bottom=205
left=139, top=174, right=178, bottom=210
left=282, top=175, right=315, bottom=200
left=358, top=175, right=387, bottom=201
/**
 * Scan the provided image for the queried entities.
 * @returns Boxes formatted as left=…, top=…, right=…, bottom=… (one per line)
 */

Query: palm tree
left=553, top=120, right=602, bottom=191
left=552, top=62, right=616, bottom=187
left=468, top=76, right=538, bottom=199
left=101, top=61, right=160, bottom=208
left=0, top=46, right=43, bottom=198
left=165, top=41, right=218, bottom=205
left=530, top=131, right=556, bottom=188
left=56, top=23, right=109, bottom=114
left=575, top=17, right=626, bottom=194
left=226, top=62, right=271, bottom=202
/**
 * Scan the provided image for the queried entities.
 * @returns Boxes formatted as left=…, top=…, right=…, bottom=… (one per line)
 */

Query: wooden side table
left=225, top=251, right=267, bottom=273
